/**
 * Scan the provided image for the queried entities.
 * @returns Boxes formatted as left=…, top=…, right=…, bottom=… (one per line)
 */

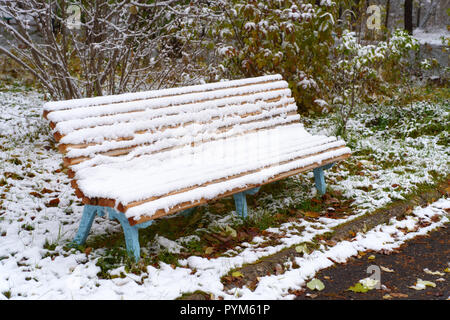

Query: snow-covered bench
left=43, top=74, right=351, bottom=261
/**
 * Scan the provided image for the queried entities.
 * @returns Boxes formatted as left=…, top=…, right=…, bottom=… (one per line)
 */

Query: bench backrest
left=43, top=74, right=300, bottom=170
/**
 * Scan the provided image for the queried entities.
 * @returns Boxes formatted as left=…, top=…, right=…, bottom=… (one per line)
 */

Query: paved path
left=295, top=225, right=449, bottom=300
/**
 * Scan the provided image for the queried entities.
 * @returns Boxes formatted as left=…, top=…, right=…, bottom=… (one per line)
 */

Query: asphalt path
left=295, top=225, right=449, bottom=300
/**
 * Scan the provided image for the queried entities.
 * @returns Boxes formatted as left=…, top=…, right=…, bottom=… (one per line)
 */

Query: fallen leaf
left=430, top=215, right=441, bottom=222
left=383, top=294, right=393, bottom=299
left=45, top=198, right=60, bottom=207
left=381, top=266, right=395, bottom=273
left=390, top=292, right=408, bottom=298
left=29, top=191, right=43, bottom=198
left=304, top=211, right=320, bottom=218
left=348, top=282, right=369, bottom=293
left=349, top=277, right=379, bottom=292
left=288, top=289, right=305, bottom=296
left=423, top=268, right=445, bottom=276
left=295, top=244, right=309, bottom=255
left=204, top=247, right=215, bottom=255
left=225, top=226, right=237, bottom=238
left=409, top=279, right=436, bottom=290
left=360, top=277, right=379, bottom=290
left=129, top=4, right=138, bottom=14
left=306, top=278, right=325, bottom=291
left=231, top=271, right=244, bottom=278
left=368, top=255, right=376, bottom=260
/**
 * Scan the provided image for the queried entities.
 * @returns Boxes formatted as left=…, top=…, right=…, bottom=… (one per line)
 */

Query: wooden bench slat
left=57, top=98, right=294, bottom=154
left=61, top=101, right=297, bottom=157
left=46, top=81, right=289, bottom=123
left=51, top=88, right=292, bottom=137
left=63, top=112, right=301, bottom=167
left=43, top=74, right=283, bottom=114
left=56, top=94, right=294, bottom=146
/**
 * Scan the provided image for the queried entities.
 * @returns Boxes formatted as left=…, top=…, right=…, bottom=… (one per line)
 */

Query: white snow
left=0, top=88, right=448, bottom=300
left=413, top=28, right=449, bottom=46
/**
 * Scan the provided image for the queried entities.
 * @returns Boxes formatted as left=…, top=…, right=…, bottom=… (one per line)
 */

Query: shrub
left=210, top=0, right=336, bottom=112
left=329, top=29, right=420, bottom=136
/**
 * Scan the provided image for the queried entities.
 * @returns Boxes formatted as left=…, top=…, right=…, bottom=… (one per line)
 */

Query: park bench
left=43, top=74, right=351, bottom=261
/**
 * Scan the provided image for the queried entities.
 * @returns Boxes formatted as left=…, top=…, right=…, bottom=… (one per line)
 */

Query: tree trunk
left=404, top=0, right=413, bottom=34
left=416, top=0, right=421, bottom=28
left=419, top=0, right=438, bottom=29
left=385, top=0, right=390, bottom=29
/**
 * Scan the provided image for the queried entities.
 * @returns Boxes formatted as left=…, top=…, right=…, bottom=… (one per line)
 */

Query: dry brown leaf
left=391, top=292, right=408, bottom=298
left=304, top=211, right=320, bottom=218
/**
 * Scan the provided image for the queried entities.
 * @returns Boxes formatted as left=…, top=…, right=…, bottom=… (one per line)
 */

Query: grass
left=0, top=79, right=448, bottom=294
left=176, top=290, right=211, bottom=300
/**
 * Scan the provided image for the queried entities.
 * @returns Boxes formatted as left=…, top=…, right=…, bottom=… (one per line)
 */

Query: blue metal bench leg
left=72, top=205, right=152, bottom=262
left=179, top=207, right=197, bottom=217
left=107, top=208, right=153, bottom=262
left=233, top=192, right=247, bottom=218
left=233, top=187, right=261, bottom=219
left=313, top=163, right=335, bottom=195
left=73, top=205, right=103, bottom=246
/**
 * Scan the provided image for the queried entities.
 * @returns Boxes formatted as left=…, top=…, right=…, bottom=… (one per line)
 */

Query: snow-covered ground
left=413, top=28, right=449, bottom=46
left=0, top=87, right=448, bottom=299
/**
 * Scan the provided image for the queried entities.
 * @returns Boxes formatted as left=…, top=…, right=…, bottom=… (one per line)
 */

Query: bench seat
left=73, top=123, right=349, bottom=223
left=43, top=74, right=351, bottom=261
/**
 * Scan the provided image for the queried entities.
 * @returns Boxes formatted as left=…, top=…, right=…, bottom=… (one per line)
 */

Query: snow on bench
left=43, top=74, right=351, bottom=261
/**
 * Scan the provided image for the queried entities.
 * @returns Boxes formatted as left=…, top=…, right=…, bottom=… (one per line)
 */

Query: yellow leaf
left=129, top=5, right=138, bottom=15
left=295, top=244, right=309, bottom=255
left=380, top=266, right=394, bottom=273
left=305, top=211, right=320, bottom=218
left=225, top=226, right=237, bottom=238
left=368, top=255, right=376, bottom=260
left=423, top=268, right=444, bottom=276
left=232, top=271, right=244, bottom=278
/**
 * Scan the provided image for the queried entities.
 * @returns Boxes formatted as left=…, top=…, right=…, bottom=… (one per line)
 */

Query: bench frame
left=70, top=163, right=335, bottom=262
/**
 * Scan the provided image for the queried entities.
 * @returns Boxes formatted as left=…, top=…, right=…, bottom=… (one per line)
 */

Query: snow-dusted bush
left=208, top=0, right=336, bottom=112
left=329, top=29, right=420, bottom=136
